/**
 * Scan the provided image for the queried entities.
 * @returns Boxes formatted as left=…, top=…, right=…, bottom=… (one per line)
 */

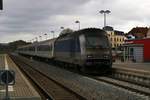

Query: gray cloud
left=0, top=0, right=150, bottom=42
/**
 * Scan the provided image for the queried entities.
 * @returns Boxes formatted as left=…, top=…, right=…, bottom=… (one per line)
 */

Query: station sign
left=0, top=70, right=15, bottom=85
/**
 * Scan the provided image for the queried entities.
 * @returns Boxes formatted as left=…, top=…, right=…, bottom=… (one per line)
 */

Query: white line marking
left=4, top=54, right=9, bottom=70
left=0, top=86, right=14, bottom=92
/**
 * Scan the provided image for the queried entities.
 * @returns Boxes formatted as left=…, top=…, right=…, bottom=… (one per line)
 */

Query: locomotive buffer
left=0, top=70, right=15, bottom=100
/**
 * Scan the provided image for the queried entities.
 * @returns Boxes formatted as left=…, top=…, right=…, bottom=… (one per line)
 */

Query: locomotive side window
left=55, top=39, right=72, bottom=52
left=37, top=45, right=50, bottom=51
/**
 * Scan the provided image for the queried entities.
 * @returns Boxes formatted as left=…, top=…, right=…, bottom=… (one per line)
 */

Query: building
left=123, top=38, right=150, bottom=62
left=128, top=27, right=149, bottom=39
left=121, top=27, right=150, bottom=62
left=103, top=26, right=126, bottom=49
left=147, top=28, right=150, bottom=38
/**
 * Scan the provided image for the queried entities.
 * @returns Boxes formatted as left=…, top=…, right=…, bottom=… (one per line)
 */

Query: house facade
left=103, top=26, right=126, bottom=49
left=122, top=27, right=150, bottom=62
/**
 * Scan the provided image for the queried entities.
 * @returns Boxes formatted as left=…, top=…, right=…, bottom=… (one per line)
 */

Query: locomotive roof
left=18, top=28, right=106, bottom=49
left=57, top=28, right=106, bottom=38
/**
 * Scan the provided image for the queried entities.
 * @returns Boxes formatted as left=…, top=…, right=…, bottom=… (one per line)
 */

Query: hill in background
left=0, top=40, right=30, bottom=54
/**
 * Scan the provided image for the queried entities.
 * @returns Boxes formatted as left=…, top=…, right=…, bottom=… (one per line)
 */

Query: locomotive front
left=79, top=29, right=112, bottom=71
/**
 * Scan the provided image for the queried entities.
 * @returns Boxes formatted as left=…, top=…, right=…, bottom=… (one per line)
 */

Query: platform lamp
left=44, top=33, right=47, bottom=40
left=35, top=37, right=38, bottom=42
left=75, top=20, right=80, bottom=30
left=39, top=36, right=42, bottom=41
left=60, top=26, right=64, bottom=30
left=99, top=10, right=111, bottom=28
left=51, top=31, right=55, bottom=38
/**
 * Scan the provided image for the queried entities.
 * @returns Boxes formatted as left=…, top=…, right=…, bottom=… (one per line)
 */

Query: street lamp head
left=99, top=10, right=111, bottom=14
left=99, top=10, right=105, bottom=14
left=105, top=10, right=111, bottom=14
left=60, top=27, right=64, bottom=29
left=75, top=20, right=80, bottom=23
left=51, top=31, right=54, bottom=33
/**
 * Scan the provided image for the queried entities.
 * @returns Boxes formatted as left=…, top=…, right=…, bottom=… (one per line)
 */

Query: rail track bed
left=10, top=54, right=84, bottom=100
left=10, top=54, right=150, bottom=100
left=94, top=76, right=150, bottom=97
left=110, top=67, right=150, bottom=88
left=91, top=64, right=150, bottom=98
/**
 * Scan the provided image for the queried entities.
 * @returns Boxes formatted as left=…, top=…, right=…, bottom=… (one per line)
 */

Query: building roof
left=103, top=26, right=113, bottom=31
left=128, top=27, right=149, bottom=35
left=114, top=30, right=124, bottom=35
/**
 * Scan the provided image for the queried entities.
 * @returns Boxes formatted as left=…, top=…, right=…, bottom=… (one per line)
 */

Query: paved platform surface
left=0, top=54, right=41, bottom=100
left=113, top=62, right=150, bottom=73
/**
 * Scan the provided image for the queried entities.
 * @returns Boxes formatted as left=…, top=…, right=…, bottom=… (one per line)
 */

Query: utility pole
left=51, top=31, right=55, bottom=38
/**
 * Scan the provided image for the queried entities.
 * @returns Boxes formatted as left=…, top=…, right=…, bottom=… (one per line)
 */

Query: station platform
left=0, top=54, right=41, bottom=100
left=113, top=62, right=150, bottom=73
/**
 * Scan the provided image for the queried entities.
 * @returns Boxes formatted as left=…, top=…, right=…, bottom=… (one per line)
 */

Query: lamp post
left=29, top=40, right=32, bottom=43
left=99, top=10, right=111, bottom=28
left=60, top=27, right=64, bottom=30
left=51, top=31, right=55, bottom=38
left=31, top=39, right=33, bottom=43
left=44, top=33, right=47, bottom=40
left=75, top=20, right=80, bottom=30
left=39, top=36, right=42, bottom=41
left=35, top=37, right=38, bottom=42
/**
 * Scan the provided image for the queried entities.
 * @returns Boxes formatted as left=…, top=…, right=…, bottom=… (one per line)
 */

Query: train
left=17, top=28, right=112, bottom=73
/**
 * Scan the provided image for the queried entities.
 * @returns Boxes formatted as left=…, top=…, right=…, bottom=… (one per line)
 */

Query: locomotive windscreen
left=85, top=34, right=109, bottom=49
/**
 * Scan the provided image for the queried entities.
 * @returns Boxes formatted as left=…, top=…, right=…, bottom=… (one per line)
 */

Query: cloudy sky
left=0, top=0, right=150, bottom=43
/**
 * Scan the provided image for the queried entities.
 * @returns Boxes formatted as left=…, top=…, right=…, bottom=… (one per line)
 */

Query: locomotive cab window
left=85, top=35, right=109, bottom=49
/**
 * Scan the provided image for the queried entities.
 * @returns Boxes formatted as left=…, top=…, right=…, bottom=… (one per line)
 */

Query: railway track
left=10, top=55, right=85, bottom=100
left=10, top=54, right=150, bottom=100
left=110, top=67, right=150, bottom=88
left=91, top=66, right=150, bottom=98
left=93, top=76, right=150, bottom=97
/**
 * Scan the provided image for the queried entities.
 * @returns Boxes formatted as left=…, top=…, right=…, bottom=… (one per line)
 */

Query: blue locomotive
left=17, top=28, right=112, bottom=73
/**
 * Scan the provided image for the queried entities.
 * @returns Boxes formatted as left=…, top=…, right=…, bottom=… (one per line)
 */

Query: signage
left=0, top=70, right=15, bottom=85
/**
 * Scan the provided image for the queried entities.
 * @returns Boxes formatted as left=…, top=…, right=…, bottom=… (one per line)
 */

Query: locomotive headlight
left=87, top=55, right=93, bottom=58
left=103, top=55, right=109, bottom=59
left=104, top=51, right=110, bottom=54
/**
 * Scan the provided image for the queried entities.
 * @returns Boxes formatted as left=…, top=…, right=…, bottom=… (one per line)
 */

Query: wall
left=127, top=38, right=150, bottom=62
